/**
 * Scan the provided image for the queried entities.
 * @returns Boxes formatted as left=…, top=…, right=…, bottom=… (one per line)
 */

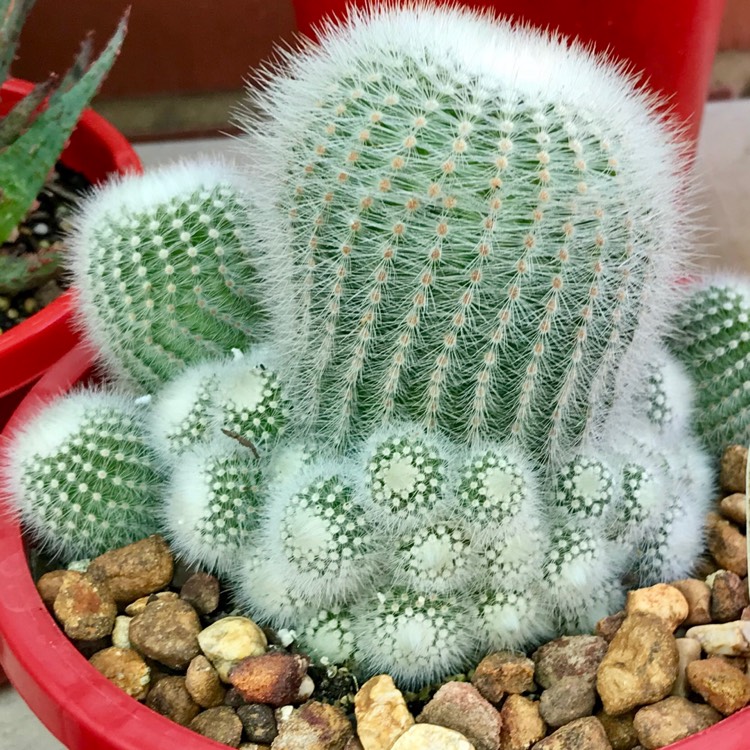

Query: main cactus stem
left=244, top=5, right=689, bottom=464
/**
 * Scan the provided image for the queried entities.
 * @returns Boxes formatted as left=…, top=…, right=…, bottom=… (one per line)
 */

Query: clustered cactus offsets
left=3, top=4, right=726, bottom=691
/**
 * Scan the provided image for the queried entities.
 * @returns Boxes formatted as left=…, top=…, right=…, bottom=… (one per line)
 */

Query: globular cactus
left=148, top=348, right=288, bottom=462
left=242, top=3, right=691, bottom=464
left=3, top=389, right=162, bottom=559
left=553, top=455, right=614, bottom=520
left=299, top=607, right=357, bottom=664
left=351, top=588, right=473, bottom=688
left=68, top=159, right=264, bottom=391
left=162, top=440, right=264, bottom=574
left=358, top=423, right=457, bottom=527
left=473, top=588, right=553, bottom=652
left=668, top=275, right=750, bottom=453
left=261, top=459, right=382, bottom=607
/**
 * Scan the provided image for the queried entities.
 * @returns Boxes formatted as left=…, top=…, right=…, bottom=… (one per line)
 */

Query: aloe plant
left=0, top=0, right=127, bottom=294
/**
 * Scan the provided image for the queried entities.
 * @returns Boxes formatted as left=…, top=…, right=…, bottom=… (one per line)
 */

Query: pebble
left=671, top=638, right=702, bottom=697
left=720, top=493, right=747, bottom=525
left=539, top=676, right=596, bottom=728
left=595, top=711, right=638, bottom=750
left=685, top=620, right=750, bottom=655
left=344, top=739, right=365, bottom=750
left=272, top=701, right=353, bottom=750
left=418, top=681, right=502, bottom=750
left=229, top=652, right=311, bottom=706
left=720, top=445, right=747, bottom=494
left=686, top=657, right=750, bottom=715
left=37, top=570, right=79, bottom=608
left=198, top=616, right=268, bottom=682
left=112, top=615, right=131, bottom=649
left=596, top=613, right=679, bottom=715
left=533, top=635, right=608, bottom=689
left=632, top=696, right=720, bottom=749
left=53, top=573, right=117, bottom=641
left=706, top=513, right=748, bottom=576
left=129, top=598, right=202, bottom=670
left=87, top=535, right=174, bottom=603
left=709, top=570, right=749, bottom=622
left=146, top=676, right=201, bottom=726
left=89, top=647, right=150, bottom=700
left=189, top=706, right=243, bottom=748
left=391, top=724, right=475, bottom=750
left=595, top=612, right=626, bottom=643
left=180, top=572, right=220, bottom=615
left=354, top=674, right=414, bottom=750
left=625, top=585, right=688, bottom=632
left=499, top=695, right=546, bottom=750
left=237, top=704, right=278, bottom=745
left=473, top=652, right=536, bottom=702
left=186, top=654, right=226, bottom=708
left=530, top=717, right=611, bottom=750
left=124, top=591, right=178, bottom=616
left=224, top=687, right=246, bottom=708
left=669, top=579, right=712, bottom=626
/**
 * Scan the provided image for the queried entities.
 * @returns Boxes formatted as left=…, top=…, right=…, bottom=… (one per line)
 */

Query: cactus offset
left=241, top=4, right=691, bottom=463
left=3, top=389, right=162, bottom=559
left=68, top=160, right=264, bottom=390
left=669, top=275, right=750, bottom=453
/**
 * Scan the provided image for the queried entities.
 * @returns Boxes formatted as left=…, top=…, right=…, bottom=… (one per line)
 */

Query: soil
left=0, top=163, right=89, bottom=332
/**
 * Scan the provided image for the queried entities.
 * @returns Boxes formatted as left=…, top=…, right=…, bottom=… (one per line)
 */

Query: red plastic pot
left=0, top=78, right=142, bottom=430
left=291, top=0, right=726, bottom=141
left=0, top=347, right=748, bottom=748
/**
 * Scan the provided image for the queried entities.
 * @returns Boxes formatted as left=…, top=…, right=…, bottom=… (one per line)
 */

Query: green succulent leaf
left=0, top=11, right=127, bottom=244
left=0, top=0, right=36, bottom=84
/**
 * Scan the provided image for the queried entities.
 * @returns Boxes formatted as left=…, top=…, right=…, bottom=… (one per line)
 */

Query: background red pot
left=0, top=78, right=142, bottom=431
left=291, top=0, right=726, bottom=141
left=0, top=345, right=747, bottom=749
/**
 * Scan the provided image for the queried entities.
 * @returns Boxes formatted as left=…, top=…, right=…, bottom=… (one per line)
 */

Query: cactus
left=68, top=159, right=264, bottom=391
left=351, top=588, right=473, bottom=688
left=148, top=348, right=288, bottom=462
left=3, top=389, right=162, bottom=560
left=261, top=459, right=382, bottom=607
left=241, top=3, right=691, bottom=463
left=0, top=0, right=127, bottom=263
left=299, top=607, right=358, bottom=664
left=161, top=440, right=264, bottom=574
left=668, top=275, right=750, bottom=453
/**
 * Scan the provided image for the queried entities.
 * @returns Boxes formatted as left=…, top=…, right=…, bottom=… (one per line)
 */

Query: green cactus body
left=163, top=441, right=264, bottom=573
left=244, top=6, right=689, bottom=462
left=554, top=456, right=614, bottom=519
left=5, top=390, right=162, bottom=559
left=669, top=278, right=750, bottom=453
left=69, top=161, right=263, bottom=390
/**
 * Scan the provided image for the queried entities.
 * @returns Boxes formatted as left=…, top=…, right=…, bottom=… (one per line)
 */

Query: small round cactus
left=69, top=159, right=264, bottom=390
left=474, top=588, right=554, bottom=652
left=299, top=607, right=358, bottom=664
left=4, top=389, right=163, bottom=560
left=352, top=588, right=473, bottom=687
left=242, top=4, right=691, bottom=463
left=162, top=440, right=263, bottom=573
left=553, top=455, right=615, bottom=520
left=669, top=275, right=750, bottom=453
left=149, top=348, right=288, bottom=461
left=262, top=460, right=381, bottom=607
left=358, top=423, right=457, bottom=527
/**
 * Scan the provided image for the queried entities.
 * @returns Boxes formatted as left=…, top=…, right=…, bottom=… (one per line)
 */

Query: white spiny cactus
left=162, top=440, right=263, bottom=574
left=553, top=455, right=615, bottom=520
left=241, top=3, right=691, bottom=464
left=3, top=390, right=163, bottom=559
left=149, top=348, right=288, bottom=461
left=299, top=607, right=358, bottom=663
left=264, top=440, right=315, bottom=487
left=68, top=159, right=264, bottom=390
left=352, top=588, right=473, bottom=687
left=359, top=423, right=457, bottom=527
left=262, top=459, right=381, bottom=607
left=669, top=274, right=750, bottom=453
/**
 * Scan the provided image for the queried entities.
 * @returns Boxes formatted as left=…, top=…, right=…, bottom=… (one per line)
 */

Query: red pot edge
left=2, top=348, right=750, bottom=749
left=0, top=77, right=143, bottom=399
left=0, top=344, right=230, bottom=748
